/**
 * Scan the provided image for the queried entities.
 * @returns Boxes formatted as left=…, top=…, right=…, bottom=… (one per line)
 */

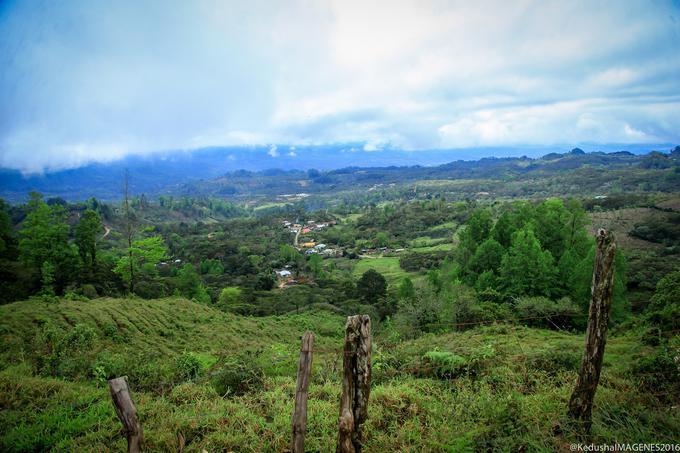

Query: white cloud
left=268, top=145, right=279, bottom=157
left=1, top=0, right=679, bottom=171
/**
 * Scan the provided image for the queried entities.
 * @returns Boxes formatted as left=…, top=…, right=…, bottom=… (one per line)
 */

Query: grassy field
left=1, top=297, right=678, bottom=452
left=352, top=257, right=418, bottom=287
left=409, top=236, right=455, bottom=252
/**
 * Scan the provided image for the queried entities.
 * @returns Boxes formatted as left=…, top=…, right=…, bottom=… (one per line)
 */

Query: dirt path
left=102, top=226, right=111, bottom=239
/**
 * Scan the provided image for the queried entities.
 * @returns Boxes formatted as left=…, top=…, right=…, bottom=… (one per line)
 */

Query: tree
left=113, top=236, right=168, bottom=291
left=568, top=245, right=629, bottom=324
left=176, top=263, right=211, bottom=304
left=649, top=269, right=680, bottom=311
left=499, top=227, right=557, bottom=298
left=466, top=238, right=504, bottom=284
left=19, top=192, right=77, bottom=293
left=200, top=258, right=224, bottom=275
left=280, top=244, right=299, bottom=263
left=533, top=198, right=569, bottom=261
left=397, top=277, right=415, bottom=301
left=307, top=253, right=324, bottom=278
left=123, top=170, right=136, bottom=292
left=357, top=269, right=387, bottom=304
left=458, top=208, right=493, bottom=265
left=491, top=211, right=516, bottom=248
left=218, top=286, right=251, bottom=313
left=0, top=199, right=14, bottom=258
left=374, top=232, right=389, bottom=248
left=75, top=209, right=103, bottom=271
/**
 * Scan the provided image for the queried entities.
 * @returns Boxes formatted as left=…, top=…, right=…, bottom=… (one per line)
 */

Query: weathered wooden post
left=292, top=331, right=315, bottom=453
left=568, top=229, right=617, bottom=431
left=109, top=376, right=144, bottom=453
left=337, top=315, right=372, bottom=453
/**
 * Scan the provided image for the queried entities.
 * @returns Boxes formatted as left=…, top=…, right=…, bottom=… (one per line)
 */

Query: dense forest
left=1, top=149, right=680, bottom=451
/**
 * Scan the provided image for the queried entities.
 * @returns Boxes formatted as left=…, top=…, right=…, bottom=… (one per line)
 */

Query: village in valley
left=274, top=219, right=341, bottom=287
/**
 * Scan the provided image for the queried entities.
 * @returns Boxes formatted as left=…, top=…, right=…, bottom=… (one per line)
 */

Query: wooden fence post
left=109, top=376, right=144, bottom=453
left=292, top=331, right=315, bottom=453
left=337, top=315, right=372, bottom=453
left=567, top=229, right=617, bottom=431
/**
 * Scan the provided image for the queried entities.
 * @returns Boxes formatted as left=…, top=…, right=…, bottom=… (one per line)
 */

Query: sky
left=1, top=0, right=679, bottom=172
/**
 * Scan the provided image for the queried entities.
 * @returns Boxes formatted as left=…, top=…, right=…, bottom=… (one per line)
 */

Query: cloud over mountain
left=1, top=0, right=679, bottom=171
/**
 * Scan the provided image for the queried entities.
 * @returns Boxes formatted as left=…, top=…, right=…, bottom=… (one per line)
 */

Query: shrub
left=514, top=296, right=581, bottom=329
left=632, top=337, right=680, bottom=401
left=92, top=351, right=128, bottom=382
left=525, top=347, right=581, bottom=376
left=422, top=344, right=495, bottom=380
left=175, top=352, right=204, bottom=381
left=63, top=291, right=88, bottom=301
left=211, top=353, right=264, bottom=396
left=80, top=284, right=98, bottom=299
left=33, top=323, right=98, bottom=379
left=101, top=322, right=122, bottom=342
left=422, top=350, right=467, bottom=378
left=134, top=280, right=167, bottom=299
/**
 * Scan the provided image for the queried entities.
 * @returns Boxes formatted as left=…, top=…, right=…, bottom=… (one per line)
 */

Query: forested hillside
left=1, top=151, right=679, bottom=451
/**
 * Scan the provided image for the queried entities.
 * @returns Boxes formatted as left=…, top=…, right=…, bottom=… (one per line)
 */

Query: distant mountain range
left=0, top=144, right=677, bottom=202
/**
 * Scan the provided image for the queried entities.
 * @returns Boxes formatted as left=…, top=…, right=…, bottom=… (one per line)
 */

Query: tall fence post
left=109, top=376, right=144, bottom=453
left=337, top=315, right=372, bottom=453
left=568, top=229, right=617, bottom=431
left=292, top=331, right=315, bottom=453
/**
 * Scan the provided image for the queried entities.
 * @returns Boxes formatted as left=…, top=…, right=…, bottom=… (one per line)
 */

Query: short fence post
left=292, top=331, right=315, bottom=453
left=337, top=315, right=372, bottom=453
left=109, top=376, right=144, bottom=453
left=567, top=229, right=617, bottom=432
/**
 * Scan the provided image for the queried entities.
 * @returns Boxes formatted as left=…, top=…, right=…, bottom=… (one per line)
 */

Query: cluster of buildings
left=303, top=243, right=342, bottom=256
left=281, top=219, right=336, bottom=234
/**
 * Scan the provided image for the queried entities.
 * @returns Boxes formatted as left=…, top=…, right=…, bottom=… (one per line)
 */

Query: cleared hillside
left=1, top=297, right=679, bottom=451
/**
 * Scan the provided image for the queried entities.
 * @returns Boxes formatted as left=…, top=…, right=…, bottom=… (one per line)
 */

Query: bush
left=514, top=296, right=581, bottom=329
left=422, top=350, right=467, bottom=379
left=211, top=353, right=264, bottom=396
left=92, top=351, right=128, bottom=382
left=63, top=291, right=88, bottom=301
left=632, top=337, right=680, bottom=401
left=33, top=323, right=98, bottom=379
left=422, top=344, right=495, bottom=380
left=80, top=284, right=98, bottom=299
left=101, top=322, right=122, bottom=342
left=525, top=347, right=581, bottom=376
left=175, top=352, right=204, bottom=381
left=134, top=280, right=167, bottom=299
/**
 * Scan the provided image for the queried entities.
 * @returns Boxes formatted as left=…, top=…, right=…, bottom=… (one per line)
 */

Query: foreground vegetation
left=1, top=148, right=679, bottom=450
left=1, top=297, right=679, bottom=452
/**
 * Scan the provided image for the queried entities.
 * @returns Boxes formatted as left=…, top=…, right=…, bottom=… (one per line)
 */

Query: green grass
left=409, top=236, right=455, bottom=252
left=1, top=297, right=679, bottom=451
left=253, top=202, right=291, bottom=211
left=352, top=257, right=418, bottom=287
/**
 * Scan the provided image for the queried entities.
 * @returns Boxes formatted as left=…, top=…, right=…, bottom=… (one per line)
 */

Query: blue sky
left=1, top=0, right=679, bottom=172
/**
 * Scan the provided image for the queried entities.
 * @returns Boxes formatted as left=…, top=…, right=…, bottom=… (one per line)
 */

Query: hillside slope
left=1, top=297, right=679, bottom=451
left=0, top=296, right=344, bottom=360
